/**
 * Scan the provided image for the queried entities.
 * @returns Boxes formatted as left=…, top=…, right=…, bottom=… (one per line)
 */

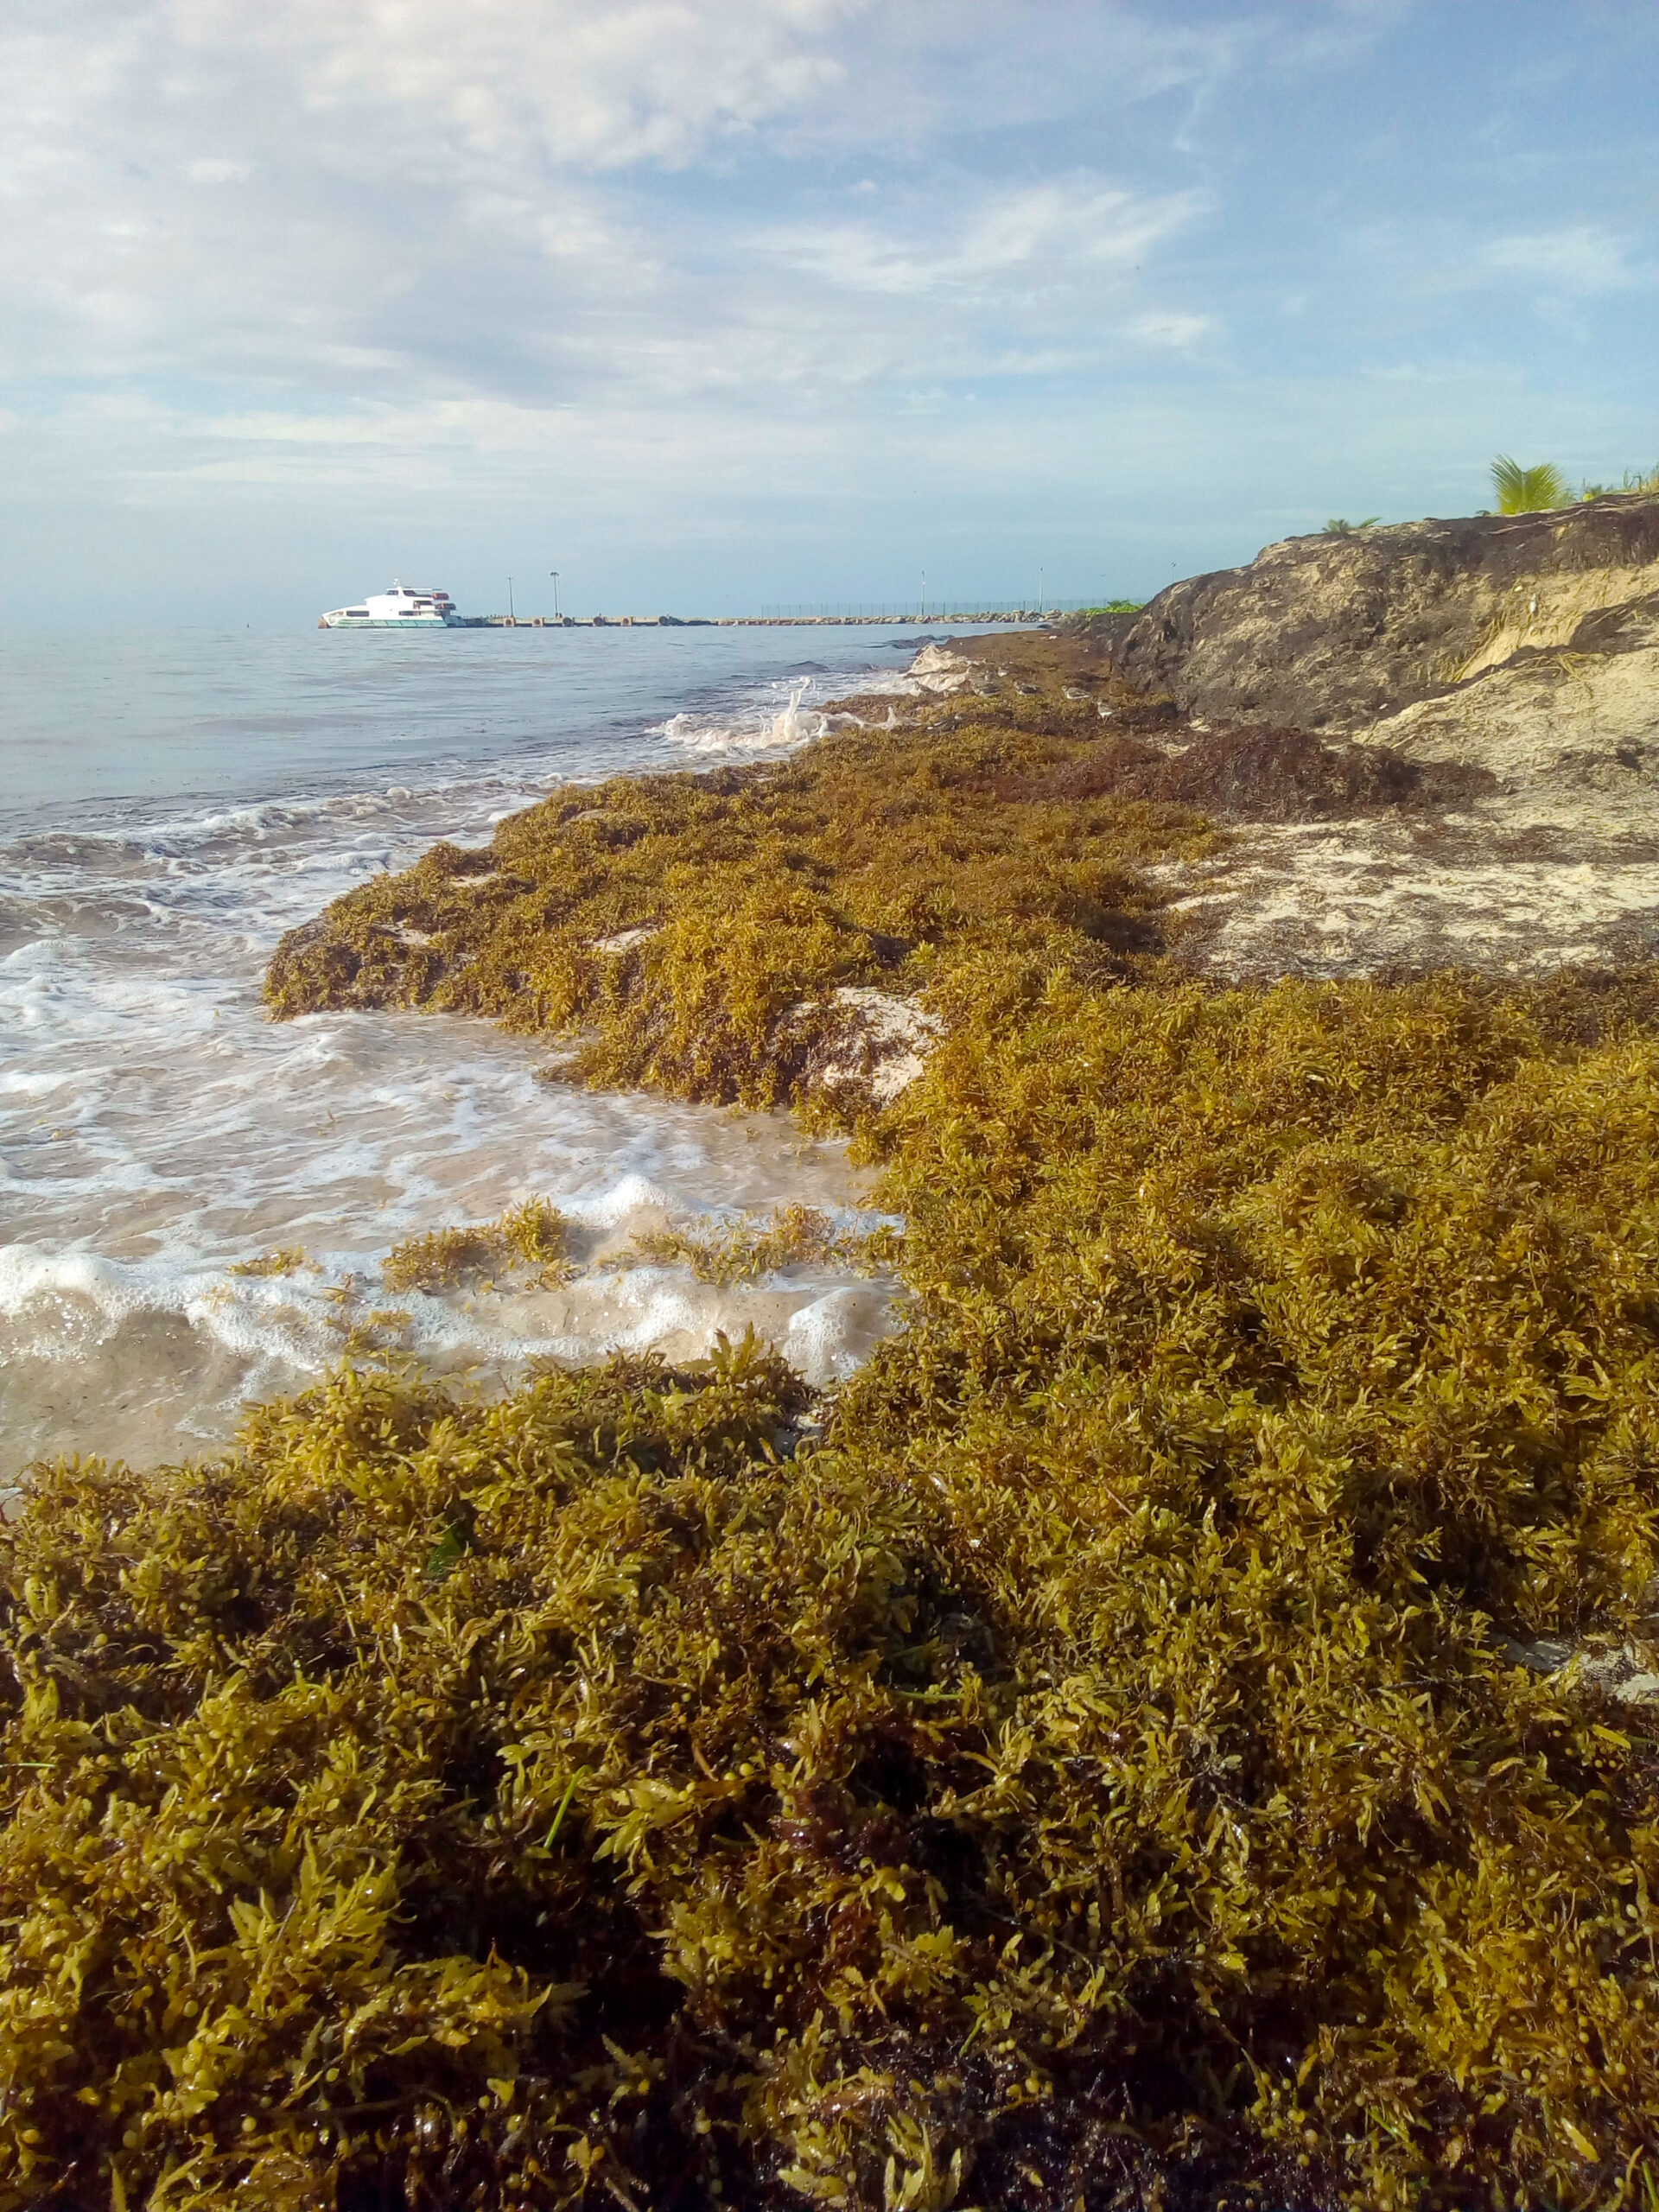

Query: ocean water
left=0, top=623, right=983, bottom=1480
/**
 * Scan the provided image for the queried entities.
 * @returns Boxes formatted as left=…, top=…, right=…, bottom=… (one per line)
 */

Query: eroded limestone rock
left=1074, top=494, right=1659, bottom=976
left=1107, top=494, right=1659, bottom=736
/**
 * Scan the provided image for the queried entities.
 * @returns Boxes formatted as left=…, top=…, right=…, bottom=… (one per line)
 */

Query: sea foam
left=0, top=635, right=942, bottom=1476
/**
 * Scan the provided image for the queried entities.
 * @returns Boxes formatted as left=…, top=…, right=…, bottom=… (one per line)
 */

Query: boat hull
left=318, top=614, right=458, bottom=628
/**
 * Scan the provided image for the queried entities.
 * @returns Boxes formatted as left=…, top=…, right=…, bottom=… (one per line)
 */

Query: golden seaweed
left=7, top=683, right=1659, bottom=2208
left=632, top=1202, right=850, bottom=1285
left=226, top=1247, right=308, bottom=1278
left=382, top=1198, right=573, bottom=1294
left=263, top=698, right=1215, bottom=1113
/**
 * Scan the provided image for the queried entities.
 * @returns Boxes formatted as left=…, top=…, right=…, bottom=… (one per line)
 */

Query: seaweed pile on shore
left=7, top=689, right=1659, bottom=2209
left=262, top=700, right=1214, bottom=1109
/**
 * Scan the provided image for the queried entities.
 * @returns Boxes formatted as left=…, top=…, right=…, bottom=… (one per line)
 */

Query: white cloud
left=0, top=0, right=1653, bottom=620
left=1482, top=224, right=1644, bottom=296
left=0, top=0, right=875, bottom=385
left=0, top=3, right=1212, bottom=417
left=201, top=0, right=867, bottom=171
left=961, top=179, right=1199, bottom=277
left=758, top=175, right=1199, bottom=304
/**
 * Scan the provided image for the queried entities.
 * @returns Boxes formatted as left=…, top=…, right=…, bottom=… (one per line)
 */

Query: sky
left=2, top=0, right=1656, bottom=624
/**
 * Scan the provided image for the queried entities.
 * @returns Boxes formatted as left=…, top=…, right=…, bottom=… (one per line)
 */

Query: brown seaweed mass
left=260, top=701, right=1217, bottom=1108
left=6, top=677, right=1659, bottom=2210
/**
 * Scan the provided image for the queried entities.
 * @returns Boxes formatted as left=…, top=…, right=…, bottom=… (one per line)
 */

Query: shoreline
left=0, top=630, right=964, bottom=1481
left=7, top=528, right=1659, bottom=2206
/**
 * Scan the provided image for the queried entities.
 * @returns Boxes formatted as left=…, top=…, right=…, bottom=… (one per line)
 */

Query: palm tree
left=1491, top=456, right=1570, bottom=514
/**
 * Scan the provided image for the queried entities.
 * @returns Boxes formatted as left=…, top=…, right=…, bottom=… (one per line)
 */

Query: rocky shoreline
left=6, top=507, right=1659, bottom=2210
left=918, top=493, right=1659, bottom=982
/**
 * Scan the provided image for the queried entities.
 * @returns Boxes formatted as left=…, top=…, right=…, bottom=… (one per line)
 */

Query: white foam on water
left=558, top=1172, right=677, bottom=1230
left=0, top=1173, right=904, bottom=1475
left=3, top=796, right=911, bottom=1468
left=0, top=642, right=931, bottom=1479
left=658, top=675, right=831, bottom=757
left=782, top=1286, right=898, bottom=1382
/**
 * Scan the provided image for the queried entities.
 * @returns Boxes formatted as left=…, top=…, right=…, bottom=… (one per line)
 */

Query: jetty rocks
left=1076, top=493, right=1659, bottom=977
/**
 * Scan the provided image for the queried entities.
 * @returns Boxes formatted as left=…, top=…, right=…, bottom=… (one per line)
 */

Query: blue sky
left=2, top=0, right=1656, bottom=623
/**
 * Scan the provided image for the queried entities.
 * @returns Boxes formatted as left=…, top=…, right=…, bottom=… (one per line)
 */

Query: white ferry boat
left=318, top=583, right=458, bottom=628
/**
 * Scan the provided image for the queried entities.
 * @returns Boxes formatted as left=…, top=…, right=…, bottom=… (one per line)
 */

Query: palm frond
left=1491, top=454, right=1570, bottom=514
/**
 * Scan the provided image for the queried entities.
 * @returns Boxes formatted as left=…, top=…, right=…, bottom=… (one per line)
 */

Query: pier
left=467, top=608, right=1066, bottom=628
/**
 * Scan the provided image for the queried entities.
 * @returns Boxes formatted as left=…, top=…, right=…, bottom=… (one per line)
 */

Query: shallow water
left=1, top=624, right=993, bottom=1478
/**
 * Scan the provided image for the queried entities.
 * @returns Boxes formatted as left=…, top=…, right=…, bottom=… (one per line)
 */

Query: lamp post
left=920, top=569, right=926, bottom=621
left=550, top=571, right=560, bottom=622
left=507, top=577, right=515, bottom=624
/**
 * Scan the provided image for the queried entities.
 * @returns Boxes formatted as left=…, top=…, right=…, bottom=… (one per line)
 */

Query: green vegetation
left=1581, top=464, right=1659, bottom=500
left=1491, top=457, right=1572, bottom=515
left=9, top=683, right=1659, bottom=2207
left=1320, top=517, right=1379, bottom=535
left=1486, top=457, right=1659, bottom=509
left=382, top=1198, right=573, bottom=1294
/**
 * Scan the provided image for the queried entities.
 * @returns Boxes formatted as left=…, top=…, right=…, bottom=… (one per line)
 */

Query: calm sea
left=0, top=623, right=983, bottom=1478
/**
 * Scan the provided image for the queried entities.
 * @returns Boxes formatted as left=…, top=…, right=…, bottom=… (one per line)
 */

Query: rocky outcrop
left=1049, top=494, right=1659, bottom=981
left=1367, top=621, right=1659, bottom=826
left=1107, top=493, right=1659, bottom=736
